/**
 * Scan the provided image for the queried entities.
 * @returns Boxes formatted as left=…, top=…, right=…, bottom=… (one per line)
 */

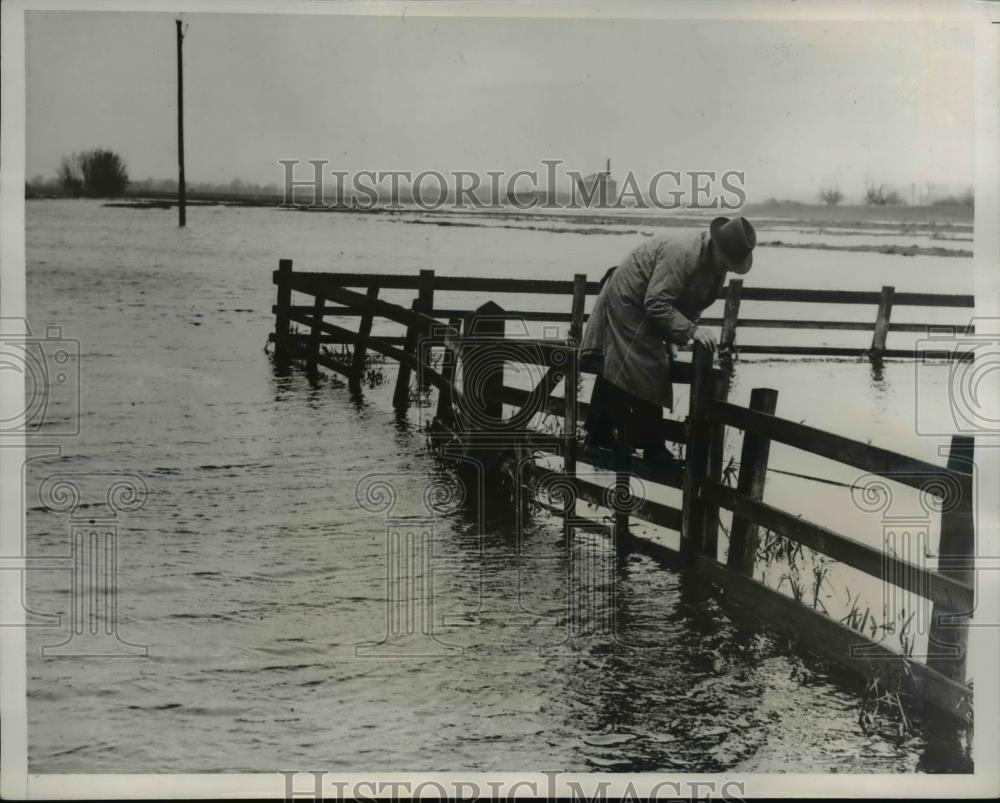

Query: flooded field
left=23, top=200, right=974, bottom=772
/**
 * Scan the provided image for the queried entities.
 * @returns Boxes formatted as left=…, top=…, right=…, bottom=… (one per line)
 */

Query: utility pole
left=176, top=19, right=186, bottom=227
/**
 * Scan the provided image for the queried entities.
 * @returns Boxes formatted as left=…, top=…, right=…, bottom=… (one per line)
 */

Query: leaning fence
left=269, top=260, right=975, bottom=727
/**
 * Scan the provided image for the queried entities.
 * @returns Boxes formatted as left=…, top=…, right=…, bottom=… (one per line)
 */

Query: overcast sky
left=25, top=10, right=974, bottom=202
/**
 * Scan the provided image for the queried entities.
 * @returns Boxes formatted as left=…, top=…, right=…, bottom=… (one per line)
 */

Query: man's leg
left=584, top=375, right=618, bottom=450
left=633, top=396, right=680, bottom=468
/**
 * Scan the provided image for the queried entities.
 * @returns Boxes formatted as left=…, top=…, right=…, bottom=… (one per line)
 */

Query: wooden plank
left=288, top=339, right=972, bottom=362
left=288, top=271, right=601, bottom=295
left=281, top=271, right=974, bottom=308
left=702, top=369, right=732, bottom=558
left=497, top=385, right=687, bottom=445
left=707, top=398, right=974, bottom=497
left=569, top=273, right=588, bottom=343
left=391, top=269, right=435, bottom=409
left=281, top=310, right=420, bottom=350
left=891, top=291, right=974, bottom=308
left=738, top=287, right=974, bottom=307
left=578, top=444, right=685, bottom=489
left=681, top=343, right=714, bottom=559
left=631, top=496, right=683, bottom=532
left=392, top=299, right=420, bottom=411
left=563, top=347, right=580, bottom=520
left=720, top=278, right=743, bottom=351
left=701, top=482, right=974, bottom=611
left=314, top=351, right=351, bottom=377
left=464, top=301, right=507, bottom=428
left=558, top=271, right=587, bottom=513
left=735, top=346, right=974, bottom=360
left=436, top=309, right=576, bottom=322
left=275, top=307, right=975, bottom=336
left=416, top=270, right=435, bottom=391
left=693, top=553, right=971, bottom=725
left=612, top=444, right=631, bottom=542
left=435, top=317, right=462, bottom=425
left=272, top=259, right=293, bottom=357
left=927, top=436, right=975, bottom=683
left=279, top=332, right=408, bottom=347
left=306, top=283, right=442, bottom=336
left=698, top=318, right=969, bottom=333
left=726, top=387, right=779, bottom=575
left=286, top=314, right=455, bottom=397
left=276, top=333, right=384, bottom=345
left=523, top=464, right=683, bottom=534
left=307, top=294, right=325, bottom=374
left=349, top=285, right=379, bottom=392
left=870, top=285, right=895, bottom=356
left=442, top=334, right=575, bottom=369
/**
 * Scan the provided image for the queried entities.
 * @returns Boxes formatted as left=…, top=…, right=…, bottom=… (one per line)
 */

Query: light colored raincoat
left=580, top=231, right=725, bottom=409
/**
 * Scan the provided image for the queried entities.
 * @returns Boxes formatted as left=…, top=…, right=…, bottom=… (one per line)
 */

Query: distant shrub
left=863, top=182, right=902, bottom=206
left=818, top=186, right=844, bottom=206
left=57, top=149, right=129, bottom=198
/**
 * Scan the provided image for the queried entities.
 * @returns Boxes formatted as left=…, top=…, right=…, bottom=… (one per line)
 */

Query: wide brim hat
left=710, top=216, right=756, bottom=272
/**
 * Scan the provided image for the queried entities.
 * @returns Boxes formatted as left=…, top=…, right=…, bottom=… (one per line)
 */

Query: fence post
left=569, top=273, right=587, bottom=343
left=681, top=342, right=714, bottom=560
left=416, top=270, right=435, bottom=391
left=392, top=270, right=434, bottom=410
left=349, top=285, right=379, bottom=393
left=392, top=299, right=420, bottom=411
left=720, top=278, right=743, bottom=353
left=561, top=272, right=588, bottom=521
left=870, top=285, right=895, bottom=357
left=563, top=344, right=579, bottom=517
left=466, top=300, right=506, bottom=428
left=726, top=387, right=780, bottom=576
left=434, top=316, right=462, bottom=426
left=307, top=293, right=325, bottom=373
left=613, top=443, right=631, bottom=545
left=273, top=258, right=292, bottom=358
left=927, top=435, right=975, bottom=684
left=701, top=369, right=732, bottom=560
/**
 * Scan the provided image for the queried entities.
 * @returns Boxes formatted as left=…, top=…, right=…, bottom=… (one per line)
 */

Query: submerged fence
left=269, top=260, right=976, bottom=727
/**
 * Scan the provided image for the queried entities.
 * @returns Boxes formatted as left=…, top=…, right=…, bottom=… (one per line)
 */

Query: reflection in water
left=869, top=355, right=886, bottom=385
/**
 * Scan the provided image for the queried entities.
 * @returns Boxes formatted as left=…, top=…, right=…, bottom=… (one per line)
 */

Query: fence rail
left=273, top=263, right=975, bottom=362
left=270, top=260, right=976, bottom=727
left=273, top=268, right=975, bottom=308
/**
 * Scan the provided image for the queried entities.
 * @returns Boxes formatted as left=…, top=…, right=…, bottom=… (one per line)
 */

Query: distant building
left=574, top=158, right=617, bottom=207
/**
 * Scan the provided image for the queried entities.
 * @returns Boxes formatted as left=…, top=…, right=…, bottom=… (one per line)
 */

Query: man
left=579, top=216, right=756, bottom=467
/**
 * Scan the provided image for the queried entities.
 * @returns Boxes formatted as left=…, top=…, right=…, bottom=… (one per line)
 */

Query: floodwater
left=23, top=200, right=974, bottom=772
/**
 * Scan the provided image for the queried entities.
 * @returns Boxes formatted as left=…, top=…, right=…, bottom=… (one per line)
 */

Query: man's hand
left=691, top=326, right=718, bottom=353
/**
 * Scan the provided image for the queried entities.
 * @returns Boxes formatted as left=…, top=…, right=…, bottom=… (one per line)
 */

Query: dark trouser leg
left=629, top=395, right=676, bottom=467
left=584, top=375, right=618, bottom=449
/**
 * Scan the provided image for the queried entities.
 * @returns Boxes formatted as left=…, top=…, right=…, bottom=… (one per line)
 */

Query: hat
left=710, top=216, right=756, bottom=272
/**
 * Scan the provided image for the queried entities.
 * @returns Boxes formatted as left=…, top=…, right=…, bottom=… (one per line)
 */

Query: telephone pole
left=176, top=19, right=186, bottom=227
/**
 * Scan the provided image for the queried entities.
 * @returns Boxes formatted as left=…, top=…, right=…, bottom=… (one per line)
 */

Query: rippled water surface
left=24, top=200, right=973, bottom=772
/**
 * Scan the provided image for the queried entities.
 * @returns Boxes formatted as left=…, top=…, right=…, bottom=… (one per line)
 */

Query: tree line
left=818, top=181, right=973, bottom=208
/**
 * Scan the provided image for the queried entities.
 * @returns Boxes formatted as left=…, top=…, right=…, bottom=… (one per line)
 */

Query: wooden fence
left=269, top=260, right=976, bottom=727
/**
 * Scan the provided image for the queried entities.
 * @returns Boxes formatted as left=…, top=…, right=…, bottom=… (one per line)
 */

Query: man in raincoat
left=579, top=216, right=756, bottom=467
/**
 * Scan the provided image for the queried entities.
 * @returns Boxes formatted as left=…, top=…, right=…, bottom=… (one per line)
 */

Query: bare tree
left=57, top=153, right=85, bottom=197
left=863, top=181, right=902, bottom=206
left=818, top=186, right=844, bottom=206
